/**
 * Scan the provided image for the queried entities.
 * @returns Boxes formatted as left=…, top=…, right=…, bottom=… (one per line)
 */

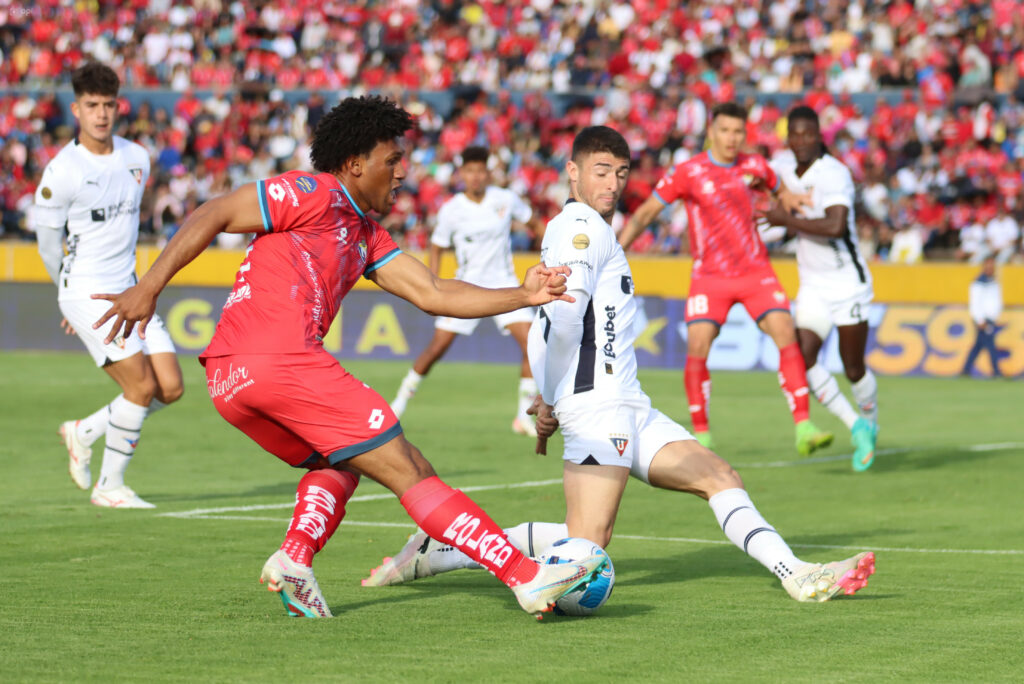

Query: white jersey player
left=32, top=62, right=183, bottom=508
left=765, top=106, right=879, bottom=471
left=365, top=127, right=876, bottom=604
left=391, top=146, right=546, bottom=435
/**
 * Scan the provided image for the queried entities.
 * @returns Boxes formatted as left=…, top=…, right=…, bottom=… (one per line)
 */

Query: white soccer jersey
left=33, top=136, right=150, bottom=299
left=771, top=152, right=871, bottom=291
left=431, top=186, right=532, bottom=286
left=529, top=200, right=644, bottom=406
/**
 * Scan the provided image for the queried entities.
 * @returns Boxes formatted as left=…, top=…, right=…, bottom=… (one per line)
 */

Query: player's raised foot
left=782, top=552, right=876, bottom=602
left=512, top=554, right=607, bottom=620
left=694, top=431, right=715, bottom=450
left=512, top=416, right=538, bottom=437
left=90, top=484, right=156, bottom=509
left=59, top=420, right=92, bottom=490
left=850, top=418, right=878, bottom=472
left=260, top=550, right=332, bottom=618
left=362, top=529, right=444, bottom=586
left=795, top=420, right=833, bottom=457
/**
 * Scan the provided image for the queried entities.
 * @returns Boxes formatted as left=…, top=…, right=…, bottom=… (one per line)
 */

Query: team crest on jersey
left=295, top=175, right=317, bottom=193
left=357, top=240, right=368, bottom=264
left=701, top=180, right=715, bottom=195
left=572, top=233, right=590, bottom=249
left=742, top=174, right=754, bottom=186
left=609, top=434, right=629, bottom=456
left=773, top=290, right=787, bottom=303
left=129, top=168, right=143, bottom=184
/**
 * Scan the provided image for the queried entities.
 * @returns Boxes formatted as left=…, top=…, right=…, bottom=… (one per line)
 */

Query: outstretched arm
left=367, top=252, right=574, bottom=318
left=619, top=195, right=666, bottom=249
left=92, top=183, right=264, bottom=342
left=762, top=204, right=849, bottom=239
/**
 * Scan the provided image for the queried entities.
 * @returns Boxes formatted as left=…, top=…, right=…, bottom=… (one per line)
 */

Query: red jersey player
left=619, top=102, right=833, bottom=456
left=93, top=96, right=606, bottom=620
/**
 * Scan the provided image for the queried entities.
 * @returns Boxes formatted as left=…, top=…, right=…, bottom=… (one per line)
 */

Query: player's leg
left=983, top=327, right=1003, bottom=377
left=505, top=319, right=539, bottom=436
left=91, top=351, right=158, bottom=507
left=683, top=279, right=732, bottom=448
left=757, top=309, right=833, bottom=456
left=142, top=314, right=185, bottom=409
left=391, top=324, right=461, bottom=418
left=635, top=412, right=874, bottom=601
left=961, top=327, right=985, bottom=376
left=796, top=289, right=862, bottom=432
left=836, top=321, right=879, bottom=471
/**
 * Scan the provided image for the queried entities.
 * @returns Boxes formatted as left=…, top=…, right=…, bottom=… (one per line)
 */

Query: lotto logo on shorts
left=609, top=435, right=629, bottom=456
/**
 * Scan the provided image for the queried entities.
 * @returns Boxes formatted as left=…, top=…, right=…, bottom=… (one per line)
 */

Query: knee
left=158, top=382, right=185, bottom=404
left=844, top=363, right=866, bottom=383
left=695, top=457, right=744, bottom=498
left=125, top=377, right=158, bottom=405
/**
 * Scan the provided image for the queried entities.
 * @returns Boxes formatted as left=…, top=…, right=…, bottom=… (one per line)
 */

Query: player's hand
left=527, top=396, right=558, bottom=454
left=777, top=186, right=811, bottom=215
left=91, top=284, right=158, bottom=344
left=521, top=263, right=575, bottom=306
left=60, top=317, right=76, bottom=336
left=759, top=202, right=792, bottom=228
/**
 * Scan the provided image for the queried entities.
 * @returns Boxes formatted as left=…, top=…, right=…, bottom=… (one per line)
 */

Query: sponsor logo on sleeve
left=41, top=187, right=52, bottom=199
left=572, top=233, right=590, bottom=249
left=91, top=208, right=106, bottom=221
left=129, top=168, right=143, bottom=184
left=295, top=175, right=317, bottom=193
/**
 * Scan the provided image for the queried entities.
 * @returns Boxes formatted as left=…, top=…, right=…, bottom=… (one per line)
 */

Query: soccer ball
left=540, top=537, right=615, bottom=616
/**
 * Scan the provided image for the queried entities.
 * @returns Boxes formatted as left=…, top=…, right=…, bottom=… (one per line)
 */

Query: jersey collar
left=335, top=180, right=366, bottom=219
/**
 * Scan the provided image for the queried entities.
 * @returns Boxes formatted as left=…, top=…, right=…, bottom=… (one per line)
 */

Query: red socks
left=684, top=356, right=711, bottom=433
left=280, top=469, right=359, bottom=567
left=777, top=343, right=811, bottom=423
left=401, top=476, right=538, bottom=587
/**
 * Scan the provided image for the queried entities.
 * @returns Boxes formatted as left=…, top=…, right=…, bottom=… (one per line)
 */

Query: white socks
left=805, top=365, right=860, bottom=429
left=391, top=369, right=422, bottom=418
left=851, top=370, right=878, bottom=424
left=97, top=396, right=147, bottom=491
left=709, top=488, right=803, bottom=580
left=77, top=395, right=169, bottom=446
left=517, top=377, right=538, bottom=421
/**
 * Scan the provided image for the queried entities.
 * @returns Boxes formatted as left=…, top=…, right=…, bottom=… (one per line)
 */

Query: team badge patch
left=572, top=233, right=590, bottom=249
left=609, top=434, right=629, bottom=456
left=357, top=240, right=368, bottom=263
left=773, top=290, right=787, bottom=303
left=41, top=187, right=52, bottom=199
left=130, top=168, right=143, bottom=184
left=295, top=175, right=317, bottom=193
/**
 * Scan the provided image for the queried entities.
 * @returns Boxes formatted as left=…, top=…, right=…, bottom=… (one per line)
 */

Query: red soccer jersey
left=653, top=151, right=779, bottom=278
left=201, top=171, right=401, bottom=359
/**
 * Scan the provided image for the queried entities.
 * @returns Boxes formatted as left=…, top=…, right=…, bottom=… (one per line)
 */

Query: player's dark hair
left=572, top=126, right=630, bottom=162
left=310, top=95, right=415, bottom=173
left=788, top=105, right=820, bottom=129
left=71, top=62, right=120, bottom=98
left=460, top=146, right=489, bottom=165
left=710, top=101, right=748, bottom=122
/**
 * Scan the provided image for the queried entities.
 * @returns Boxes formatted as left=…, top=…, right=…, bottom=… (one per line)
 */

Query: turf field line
left=615, top=535, right=1024, bottom=555
left=156, top=478, right=564, bottom=518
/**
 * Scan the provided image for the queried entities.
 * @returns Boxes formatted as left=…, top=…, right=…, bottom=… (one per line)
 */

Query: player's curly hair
left=460, top=146, right=489, bottom=165
left=571, top=126, right=630, bottom=162
left=310, top=95, right=415, bottom=173
left=787, top=105, right=820, bottom=128
left=71, top=62, right=120, bottom=98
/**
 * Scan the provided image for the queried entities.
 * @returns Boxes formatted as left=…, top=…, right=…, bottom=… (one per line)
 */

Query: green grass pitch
left=1, top=352, right=1022, bottom=682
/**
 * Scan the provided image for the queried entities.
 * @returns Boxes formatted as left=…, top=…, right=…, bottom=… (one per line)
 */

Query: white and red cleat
left=60, top=420, right=92, bottom=490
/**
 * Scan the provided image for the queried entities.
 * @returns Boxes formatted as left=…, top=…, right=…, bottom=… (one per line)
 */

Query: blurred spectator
left=961, top=256, right=1004, bottom=378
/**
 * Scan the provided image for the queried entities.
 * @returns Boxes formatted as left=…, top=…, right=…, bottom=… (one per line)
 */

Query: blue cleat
left=851, top=418, right=878, bottom=472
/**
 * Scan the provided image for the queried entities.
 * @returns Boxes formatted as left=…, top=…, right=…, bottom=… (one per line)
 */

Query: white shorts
left=794, top=283, right=873, bottom=340
left=59, top=297, right=176, bottom=367
left=435, top=306, right=534, bottom=336
left=554, top=394, right=694, bottom=484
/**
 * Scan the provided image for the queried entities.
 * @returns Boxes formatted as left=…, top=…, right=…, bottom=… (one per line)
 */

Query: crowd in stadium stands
left=2, top=0, right=1023, bottom=262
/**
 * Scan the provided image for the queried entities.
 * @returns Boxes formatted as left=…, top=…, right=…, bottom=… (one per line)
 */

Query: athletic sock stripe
left=721, top=506, right=751, bottom=532
left=527, top=522, right=535, bottom=558
left=104, top=445, right=135, bottom=457
left=743, top=527, right=776, bottom=553
left=108, top=422, right=142, bottom=433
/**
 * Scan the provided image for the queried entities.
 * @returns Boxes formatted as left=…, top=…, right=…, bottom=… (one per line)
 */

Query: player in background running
left=391, top=146, right=547, bottom=436
left=33, top=62, right=183, bottom=508
left=763, top=106, right=879, bottom=471
left=618, top=102, right=833, bottom=457
left=92, top=95, right=605, bottom=620
left=364, top=126, right=876, bottom=604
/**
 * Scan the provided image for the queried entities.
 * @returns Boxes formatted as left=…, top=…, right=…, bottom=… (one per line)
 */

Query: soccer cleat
left=59, top=420, right=92, bottom=490
left=362, top=529, right=446, bottom=586
left=694, top=431, right=715, bottom=449
left=260, top=550, right=332, bottom=618
left=90, top=484, right=156, bottom=509
left=850, top=418, right=878, bottom=472
left=795, top=420, right=833, bottom=457
left=782, top=552, right=876, bottom=602
left=512, top=553, right=608, bottom=620
left=512, top=416, right=538, bottom=437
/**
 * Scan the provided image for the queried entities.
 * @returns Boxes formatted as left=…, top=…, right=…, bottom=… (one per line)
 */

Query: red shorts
left=685, top=267, right=791, bottom=326
left=204, top=351, right=401, bottom=467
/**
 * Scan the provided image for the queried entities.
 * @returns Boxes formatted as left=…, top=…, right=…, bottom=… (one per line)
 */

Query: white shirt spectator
left=959, top=221, right=988, bottom=263
left=969, top=275, right=1003, bottom=326
left=986, top=213, right=1020, bottom=263
left=890, top=225, right=924, bottom=263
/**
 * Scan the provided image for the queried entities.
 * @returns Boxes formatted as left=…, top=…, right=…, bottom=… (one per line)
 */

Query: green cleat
left=694, top=431, right=715, bottom=449
left=795, top=420, right=833, bottom=457
left=851, top=418, right=878, bottom=472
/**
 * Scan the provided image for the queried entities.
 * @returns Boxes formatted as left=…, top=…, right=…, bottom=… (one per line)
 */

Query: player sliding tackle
left=92, top=95, right=606, bottom=619
left=365, top=126, right=876, bottom=603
